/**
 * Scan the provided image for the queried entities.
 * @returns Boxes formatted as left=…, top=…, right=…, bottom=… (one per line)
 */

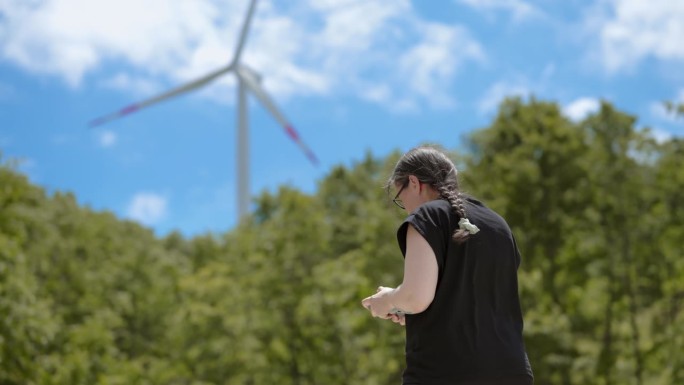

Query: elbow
left=413, top=296, right=434, bottom=314
left=402, top=291, right=434, bottom=314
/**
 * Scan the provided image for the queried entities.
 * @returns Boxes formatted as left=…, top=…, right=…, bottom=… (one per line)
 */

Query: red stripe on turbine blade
left=90, top=104, right=140, bottom=127
left=121, top=104, right=139, bottom=115
left=285, top=125, right=318, bottom=165
left=284, top=125, right=300, bottom=141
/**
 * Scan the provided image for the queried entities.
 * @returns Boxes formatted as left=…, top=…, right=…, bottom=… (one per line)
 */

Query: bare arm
left=362, top=224, right=438, bottom=317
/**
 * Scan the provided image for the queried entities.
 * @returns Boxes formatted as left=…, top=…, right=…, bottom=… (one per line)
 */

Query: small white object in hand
left=458, top=218, right=480, bottom=234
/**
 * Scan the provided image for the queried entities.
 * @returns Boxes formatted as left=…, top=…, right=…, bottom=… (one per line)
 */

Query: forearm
left=384, top=284, right=430, bottom=315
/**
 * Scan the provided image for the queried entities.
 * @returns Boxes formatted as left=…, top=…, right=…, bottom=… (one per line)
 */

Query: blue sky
left=1, top=0, right=682, bottom=237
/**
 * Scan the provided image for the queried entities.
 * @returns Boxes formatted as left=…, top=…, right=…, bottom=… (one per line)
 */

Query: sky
left=1, top=0, right=683, bottom=237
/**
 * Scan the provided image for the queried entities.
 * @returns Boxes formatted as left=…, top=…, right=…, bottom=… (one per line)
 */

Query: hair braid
left=436, top=184, right=471, bottom=244
left=388, top=145, right=477, bottom=243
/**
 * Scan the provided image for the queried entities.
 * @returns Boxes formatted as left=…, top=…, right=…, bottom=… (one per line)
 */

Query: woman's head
left=388, top=146, right=460, bottom=192
left=388, top=145, right=473, bottom=243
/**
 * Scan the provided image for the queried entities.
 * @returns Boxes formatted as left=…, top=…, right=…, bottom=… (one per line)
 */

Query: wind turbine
left=90, top=0, right=318, bottom=221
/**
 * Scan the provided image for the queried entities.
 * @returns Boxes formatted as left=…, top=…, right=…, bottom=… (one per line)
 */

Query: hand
left=361, top=286, right=395, bottom=319
left=389, top=312, right=406, bottom=326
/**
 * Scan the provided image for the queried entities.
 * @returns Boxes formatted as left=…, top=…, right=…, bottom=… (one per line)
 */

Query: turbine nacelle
left=89, top=0, right=318, bottom=221
left=237, top=65, right=262, bottom=85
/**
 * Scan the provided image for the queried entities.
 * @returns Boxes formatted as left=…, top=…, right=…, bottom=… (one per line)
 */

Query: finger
left=361, top=301, right=372, bottom=311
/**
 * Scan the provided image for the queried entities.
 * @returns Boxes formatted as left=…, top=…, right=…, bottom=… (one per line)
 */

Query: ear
left=408, top=175, right=420, bottom=188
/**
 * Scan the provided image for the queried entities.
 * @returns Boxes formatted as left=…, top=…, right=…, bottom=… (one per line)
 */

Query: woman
left=362, top=146, right=533, bottom=385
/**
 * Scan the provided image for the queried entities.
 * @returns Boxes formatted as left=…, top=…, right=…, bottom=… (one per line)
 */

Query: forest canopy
left=1, top=98, right=682, bottom=385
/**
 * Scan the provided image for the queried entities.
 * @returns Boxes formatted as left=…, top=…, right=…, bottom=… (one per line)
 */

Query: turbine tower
left=90, top=0, right=318, bottom=221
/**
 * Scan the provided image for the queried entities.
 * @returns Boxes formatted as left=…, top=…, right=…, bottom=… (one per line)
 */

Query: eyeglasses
left=393, top=184, right=406, bottom=209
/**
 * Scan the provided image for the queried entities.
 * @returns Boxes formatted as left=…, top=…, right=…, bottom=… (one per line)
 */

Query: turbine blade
left=232, top=0, right=259, bottom=65
left=237, top=68, right=319, bottom=165
left=90, top=65, right=233, bottom=127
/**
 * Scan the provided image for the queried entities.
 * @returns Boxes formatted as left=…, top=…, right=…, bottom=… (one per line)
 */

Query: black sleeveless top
left=397, top=198, right=533, bottom=385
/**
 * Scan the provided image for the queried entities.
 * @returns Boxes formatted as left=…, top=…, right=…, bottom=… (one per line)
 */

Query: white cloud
left=456, top=0, right=542, bottom=22
left=101, top=73, right=160, bottom=96
left=649, top=89, right=684, bottom=122
left=98, top=130, right=117, bottom=147
left=360, top=84, right=411, bottom=110
left=0, top=0, right=484, bottom=111
left=398, top=22, right=484, bottom=109
left=478, top=81, right=529, bottom=114
left=0, top=0, right=223, bottom=87
left=126, top=192, right=168, bottom=225
left=299, top=0, right=485, bottom=110
left=588, top=0, right=684, bottom=73
left=359, top=83, right=417, bottom=113
left=307, top=0, right=410, bottom=52
left=563, top=97, right=600, bottom=121
left=649, top=127, right=673, bottom=144
left=650, top=101, right=673, bottom=122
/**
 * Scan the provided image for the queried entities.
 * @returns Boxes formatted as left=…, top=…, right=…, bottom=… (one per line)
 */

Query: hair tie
left=458, top=218, right=480, bottom=234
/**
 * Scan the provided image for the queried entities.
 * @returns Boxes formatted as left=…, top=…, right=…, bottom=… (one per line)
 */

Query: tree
left=2, top=99, right=682, bottom=384
left=461, top=97, right=684, bottom=384
left=462, top=97, right=590, bottom=382
left=663, top=101, right=684, bottom=118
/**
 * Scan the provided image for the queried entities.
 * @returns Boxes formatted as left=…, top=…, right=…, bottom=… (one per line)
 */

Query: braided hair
left=388, top=146, right=473, bottom=243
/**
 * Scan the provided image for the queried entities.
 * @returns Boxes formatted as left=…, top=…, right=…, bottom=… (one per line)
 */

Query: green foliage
left=464, top=98, right=683, bottom=385
left=1, top=100, right=682, bottom=384
left=663, top=101, right=684, bottom=117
